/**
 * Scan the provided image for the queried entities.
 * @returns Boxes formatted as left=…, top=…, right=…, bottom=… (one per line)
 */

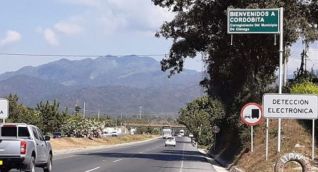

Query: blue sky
left=0, top=0, right=317, bottom=75
left=0, top=0, right=204, bottom=74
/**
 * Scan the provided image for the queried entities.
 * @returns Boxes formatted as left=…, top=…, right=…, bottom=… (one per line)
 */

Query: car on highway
left=102, top=131, right=112, bottom=137
left=165, top=137, right=176, bottom=147
left=53, top=132, right=62, bottom=139
left=0, top=123, right=53, bottom=172
left=112, top=131, right=119, bottom=137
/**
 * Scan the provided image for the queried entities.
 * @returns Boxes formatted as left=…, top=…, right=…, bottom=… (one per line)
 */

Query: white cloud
left=0, top=30, right=21, bottom=47
left=43, top=28, right=59, bottom=46
left=104, top=0, right=174, bottom=30
left=62, top=0, right=99, bottom=7
left=309, top=48, right=318, bottom=59
left=54, top=21, right=83, bottom=35
left=37, top=18, right=83, bottom=46
left=61, top=0, right=174, bottom=35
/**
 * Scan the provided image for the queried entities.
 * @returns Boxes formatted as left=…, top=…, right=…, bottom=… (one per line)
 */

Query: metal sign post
left=251, top=126, right=254, bottom=152
left=212, top=126, right=220, bottom=151
left=240, top=103, right=263, bottom=153
left=265, top=119, right=269, bottom=160
left=277, top=7, right=284, bottom=153
left=313, top=119, right=315, bottom=160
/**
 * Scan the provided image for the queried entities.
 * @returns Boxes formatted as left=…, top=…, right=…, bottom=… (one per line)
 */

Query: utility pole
left=83, top=102, right=86, bottom=118
left=98, top=110, right=100, bottom=120
left=139, top=106, right=142, bottom=119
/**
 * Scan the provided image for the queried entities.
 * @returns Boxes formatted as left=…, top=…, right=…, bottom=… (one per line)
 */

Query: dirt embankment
left=50, top=135, right=157, bottom=154
left=234, top=120, right=316, bottom=172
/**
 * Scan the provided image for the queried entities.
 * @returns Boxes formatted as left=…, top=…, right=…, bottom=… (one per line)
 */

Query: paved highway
left=31, top=137, right=226, bottom=172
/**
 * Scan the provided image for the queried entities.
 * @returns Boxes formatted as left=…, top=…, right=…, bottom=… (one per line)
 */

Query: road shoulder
left=197, top=148, right=229, bottom=172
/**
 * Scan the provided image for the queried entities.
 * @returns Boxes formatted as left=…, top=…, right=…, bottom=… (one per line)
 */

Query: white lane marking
left=113, top=158, right=123, bottom=163
left=179, top=142, right=185, bottom=172
left=85, top=166, right=100, bottom=172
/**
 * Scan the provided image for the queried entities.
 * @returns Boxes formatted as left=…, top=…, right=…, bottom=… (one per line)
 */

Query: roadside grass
left=51, top=134, right=156, bottom=151
left=235, top=119, right=315, bottom=172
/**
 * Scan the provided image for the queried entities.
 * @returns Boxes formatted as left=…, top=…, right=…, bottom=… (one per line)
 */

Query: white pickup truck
left=0, top=123, right=53, bottom=172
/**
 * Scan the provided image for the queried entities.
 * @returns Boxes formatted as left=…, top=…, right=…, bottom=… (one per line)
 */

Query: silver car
left=0, top=123, right=53, bottom=172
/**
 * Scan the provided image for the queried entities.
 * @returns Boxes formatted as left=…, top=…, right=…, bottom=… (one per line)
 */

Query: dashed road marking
left=85, top=166, right=100, bottom=172
left=179, top=143, right=185, bottom=172
left=113, top=159, right=123, bottom=163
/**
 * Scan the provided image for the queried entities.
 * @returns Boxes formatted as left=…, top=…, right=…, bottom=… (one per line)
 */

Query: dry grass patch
left=235, top=119, right=315, bottom=172
left=51, top=135, right=156, bottom=151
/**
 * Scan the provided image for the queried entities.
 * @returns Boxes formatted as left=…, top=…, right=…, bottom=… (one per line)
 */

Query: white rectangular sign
left=0, top=99, right=9, bottom=119
left=263, top=94, right=318, bottom=119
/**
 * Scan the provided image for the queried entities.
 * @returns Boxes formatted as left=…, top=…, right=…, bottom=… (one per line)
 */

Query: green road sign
left=227, top=8, right=280, bottom=34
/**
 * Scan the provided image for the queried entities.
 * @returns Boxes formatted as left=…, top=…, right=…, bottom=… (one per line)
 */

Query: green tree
left=6, top=94, right=42, bottom=127
left=178, top=96, right=225, bottom=146
left=290, top=81, right=318, bottom=94
left=153, top=0, right=318, bottom=117
left=7, top=94, right=24, bottom=122
left=36, top=100, right=66, bottom=134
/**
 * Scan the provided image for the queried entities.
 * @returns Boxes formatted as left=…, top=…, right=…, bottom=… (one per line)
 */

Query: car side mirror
left=44, top=136, right=51, bottom=141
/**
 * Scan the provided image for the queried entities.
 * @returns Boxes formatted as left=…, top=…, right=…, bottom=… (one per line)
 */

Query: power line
left=0, top=52, right=166, bottom=57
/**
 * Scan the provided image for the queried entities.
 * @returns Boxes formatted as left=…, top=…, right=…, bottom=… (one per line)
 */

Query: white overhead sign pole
left=277, top=7, right=284, bottom=153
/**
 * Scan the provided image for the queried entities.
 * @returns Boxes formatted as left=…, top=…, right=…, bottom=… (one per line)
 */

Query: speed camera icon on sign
left=240, top=103, right=263, bottom=126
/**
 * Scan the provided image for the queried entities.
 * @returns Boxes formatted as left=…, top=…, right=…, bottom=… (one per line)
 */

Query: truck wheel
left=26, top=156, right=35, bottom=172
left=43, top=154, right=53, bottom=172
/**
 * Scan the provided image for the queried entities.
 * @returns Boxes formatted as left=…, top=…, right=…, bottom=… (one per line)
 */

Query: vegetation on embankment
left=232, top=81, right=318, bottom=171
left=234, top=119, right=313, bottom=172
left=51, top=135, right=156, bottom=152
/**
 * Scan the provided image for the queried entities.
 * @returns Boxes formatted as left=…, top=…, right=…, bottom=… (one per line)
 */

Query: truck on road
left=0, top=123, right=53, bottom=172
left=162, top=128, right=172, bottom=139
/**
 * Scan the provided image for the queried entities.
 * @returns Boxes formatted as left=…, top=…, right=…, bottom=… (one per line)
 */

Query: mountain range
left=0, top=56, right=203, bottom=116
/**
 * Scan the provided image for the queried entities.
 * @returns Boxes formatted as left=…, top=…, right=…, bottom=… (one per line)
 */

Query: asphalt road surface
left=17, top=137, right=226, bottom=172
